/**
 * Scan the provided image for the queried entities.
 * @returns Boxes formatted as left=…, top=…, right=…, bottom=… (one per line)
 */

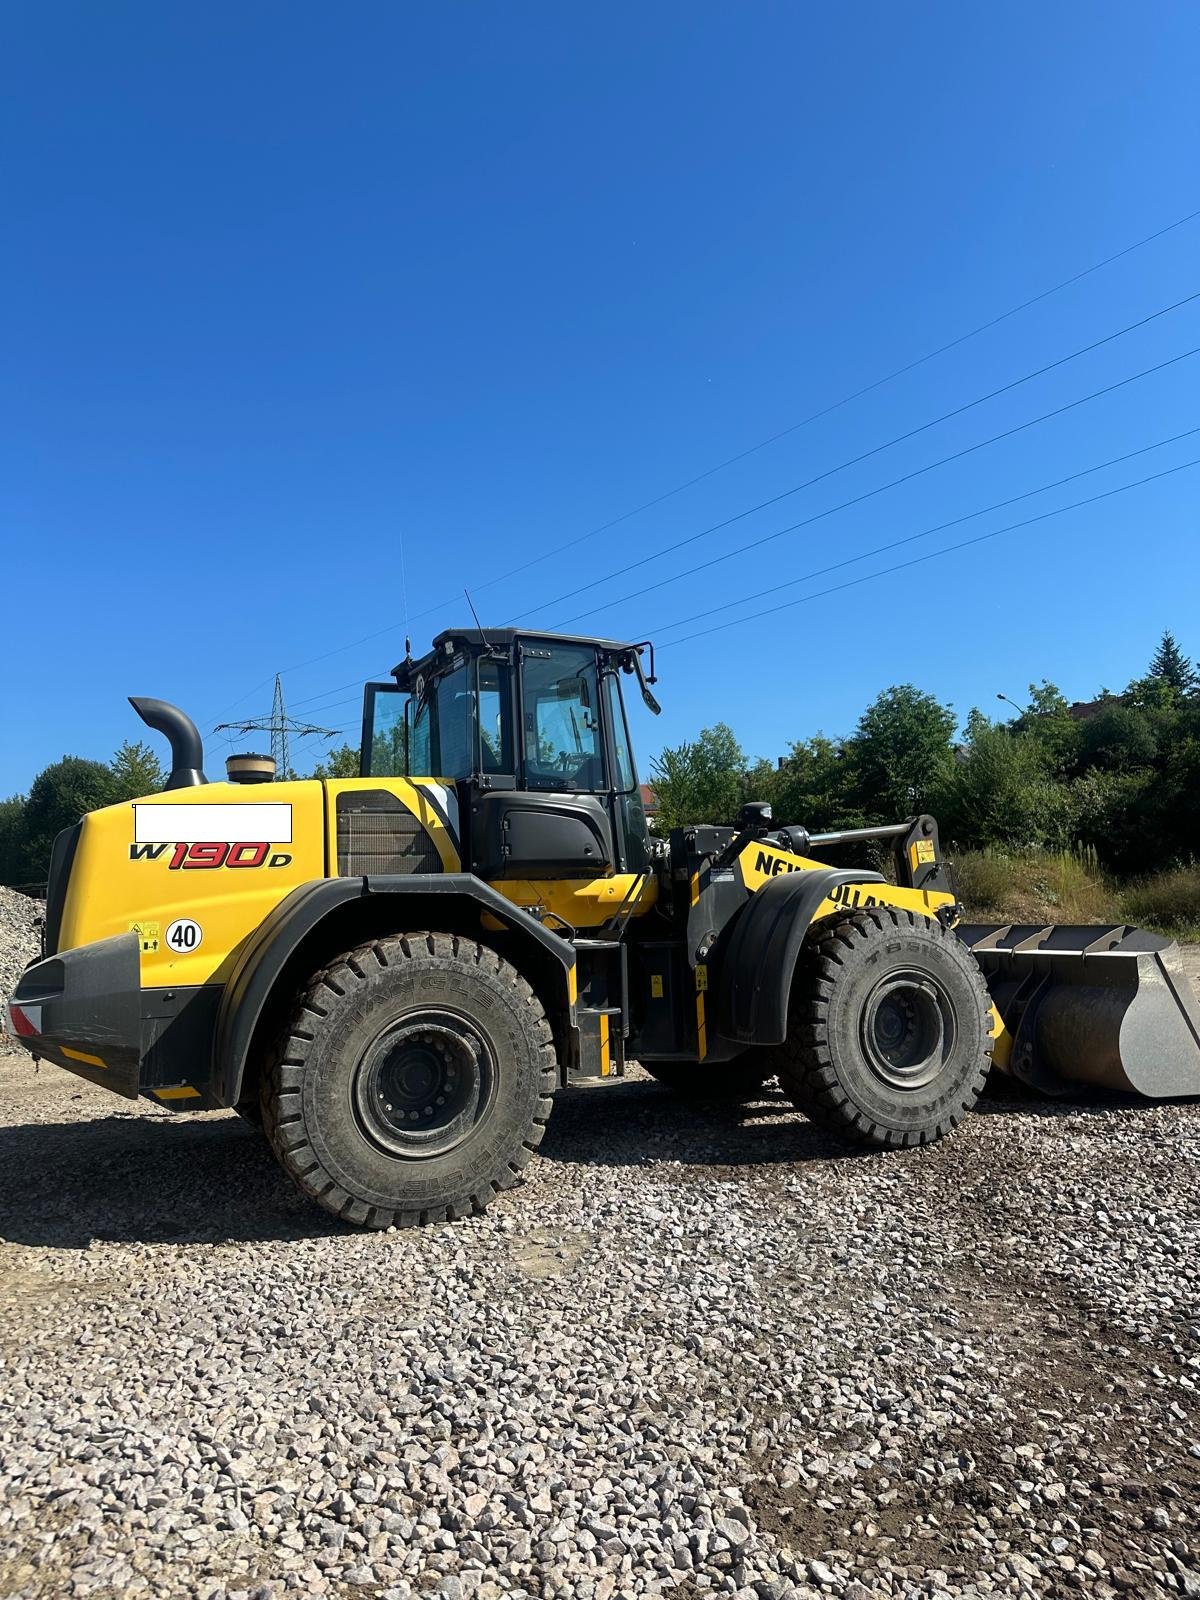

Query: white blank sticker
left=134, top=802, right=293, bottom=844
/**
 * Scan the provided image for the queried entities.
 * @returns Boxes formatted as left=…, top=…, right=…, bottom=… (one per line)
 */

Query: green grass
left=953, top=846, right=1115, bottom=926
left=1119, top=865, right=1200, bottom=941
left=952, top=847, right=1200, bottom=941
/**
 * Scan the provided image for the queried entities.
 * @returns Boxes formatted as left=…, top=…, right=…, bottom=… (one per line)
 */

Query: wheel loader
left=10, top=628, right=1200, bottom=1228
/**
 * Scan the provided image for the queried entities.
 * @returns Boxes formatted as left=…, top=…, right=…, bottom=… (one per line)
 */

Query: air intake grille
left=337, top=791, right=442, bottom=876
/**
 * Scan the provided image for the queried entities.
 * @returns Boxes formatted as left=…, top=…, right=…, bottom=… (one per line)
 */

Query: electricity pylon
left=214, top=675, right=338, bottom=778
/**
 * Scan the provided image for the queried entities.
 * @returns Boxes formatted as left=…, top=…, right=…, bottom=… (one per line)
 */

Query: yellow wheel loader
left=10, top=629, right=1200, bottom=1228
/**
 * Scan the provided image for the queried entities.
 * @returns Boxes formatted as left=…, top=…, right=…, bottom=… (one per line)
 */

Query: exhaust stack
left=128, top=697, right=208, bottom=790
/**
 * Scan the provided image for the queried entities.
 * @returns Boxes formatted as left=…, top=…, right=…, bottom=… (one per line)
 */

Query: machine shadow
left=2, top=1080, right=1184, bottom=1250
left=541, top=1078, right=880, bottom=1169
left=0, top=1111, right=349, bottom=1249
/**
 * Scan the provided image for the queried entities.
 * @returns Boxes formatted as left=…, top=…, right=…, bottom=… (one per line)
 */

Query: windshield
left=522, top=645, right=605, bottom=791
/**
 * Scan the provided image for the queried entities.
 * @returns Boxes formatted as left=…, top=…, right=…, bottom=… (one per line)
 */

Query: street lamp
left=996, top=692, right=1031, bottom=717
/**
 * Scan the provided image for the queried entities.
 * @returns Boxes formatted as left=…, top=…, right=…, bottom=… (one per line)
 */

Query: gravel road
left=2, top=961, right=1200, bottom=1600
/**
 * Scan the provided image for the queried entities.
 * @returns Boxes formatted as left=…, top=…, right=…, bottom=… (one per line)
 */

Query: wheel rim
left=860, top=969, right=957, bottom=1090
left=352, top=1009, right=496, bottom=1159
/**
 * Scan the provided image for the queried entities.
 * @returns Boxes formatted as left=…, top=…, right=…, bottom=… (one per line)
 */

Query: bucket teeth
left=958, top=923, right=1200, bottom=1100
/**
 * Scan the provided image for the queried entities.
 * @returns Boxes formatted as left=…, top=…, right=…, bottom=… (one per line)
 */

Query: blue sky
left=2, top=3, right=1198, bottom=793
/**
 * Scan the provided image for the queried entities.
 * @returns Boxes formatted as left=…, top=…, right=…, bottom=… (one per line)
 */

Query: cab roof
left=389, top=628, right=647, bottom=688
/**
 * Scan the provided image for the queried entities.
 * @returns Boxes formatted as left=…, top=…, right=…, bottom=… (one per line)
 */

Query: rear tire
left=770, top=906, right=990, bottom=1148
left=262, top=933, right=557, bottom=1228
left=641, top=1056, right=770, bottom=1100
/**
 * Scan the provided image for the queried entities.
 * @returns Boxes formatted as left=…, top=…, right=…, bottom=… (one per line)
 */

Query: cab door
left=601, top=669, right=651, bottom=874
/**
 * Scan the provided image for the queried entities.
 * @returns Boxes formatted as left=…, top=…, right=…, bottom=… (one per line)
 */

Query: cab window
left=436, top=666, right=472, bottom=778
left=366, top=688, right=407, bottom=777
left=605, top=672, right=637, bottom=793
left=522, top=645, right=605, bottom=791
left=406, top=664, right=472, bottom=779
left=478, top=659, right=514, bottom=774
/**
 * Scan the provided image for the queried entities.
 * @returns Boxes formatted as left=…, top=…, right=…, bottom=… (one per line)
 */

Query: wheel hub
left=353, top=1011, right=495, bottom=1158
left=860, top=969, right=957, bottom=1090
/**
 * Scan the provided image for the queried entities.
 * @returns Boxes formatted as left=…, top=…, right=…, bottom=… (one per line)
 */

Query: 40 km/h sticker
left=165, top=918, right=203, bottom=954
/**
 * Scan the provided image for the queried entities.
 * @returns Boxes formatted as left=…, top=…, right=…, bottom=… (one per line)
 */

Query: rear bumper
left=9, top=934, right=221, bottom=1107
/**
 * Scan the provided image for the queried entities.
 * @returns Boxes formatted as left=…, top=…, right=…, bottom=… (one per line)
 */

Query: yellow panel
left=59, top=781, right=328, bottom=990
left=988, top=1004, right=1013, bottom=1071
left=324, top=776, right=462, bottom=873
left=153, top=1085, right=202, bottom=1101
left=493, top=873, right=657, bottom=929
left=695, top=991, right=707, bottom=1061
left=63, top=1046, right=106, bottom=1070
left=737, top=839, right=955, bottom=922
left=599, top=1013, right=611, bottom=1076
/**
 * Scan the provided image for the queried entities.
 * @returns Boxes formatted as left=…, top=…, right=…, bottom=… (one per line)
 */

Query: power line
left=456, top=205, right=1200, bottom=594
left=658, top=455, right=1200, bottom=650
left=199, top=204, right=1200, bottom=720
left=214, top=674, right=339, bottom=775
left=549, top=344, right=1199, bottom=629
left=643, top=425, right=1200, bottom=640
left=506, top=288, right=1200, bottom=628
left=286, top=345, right=1197, bottom=716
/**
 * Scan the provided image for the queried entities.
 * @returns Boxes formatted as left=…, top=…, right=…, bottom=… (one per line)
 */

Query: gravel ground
left=2, top=946, right=1200, bottom=1600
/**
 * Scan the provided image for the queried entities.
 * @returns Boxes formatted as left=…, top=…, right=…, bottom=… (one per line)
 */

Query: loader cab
left=361, top=629, right=656, bottom=879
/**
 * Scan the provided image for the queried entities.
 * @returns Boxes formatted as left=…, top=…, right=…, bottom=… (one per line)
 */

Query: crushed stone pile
left=0, top=886, right=43, bottom=1027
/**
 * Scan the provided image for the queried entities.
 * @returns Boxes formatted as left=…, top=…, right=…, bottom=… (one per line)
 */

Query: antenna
left=399, top=526, right=411, bottom=652
left=215, top=673, right=339, bottom=778
left=464, top=588, right=494, bottom=650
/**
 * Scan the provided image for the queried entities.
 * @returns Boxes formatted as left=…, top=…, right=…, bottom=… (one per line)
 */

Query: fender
left=214, top=874, right=577, bottom=1107
left=715, top=868, right=885, bottom=1046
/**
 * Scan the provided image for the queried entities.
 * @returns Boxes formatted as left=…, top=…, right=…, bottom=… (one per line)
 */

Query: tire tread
left=260, top=934, right=557, bottom=1229
left=774, top=905, right=991, bottom=1150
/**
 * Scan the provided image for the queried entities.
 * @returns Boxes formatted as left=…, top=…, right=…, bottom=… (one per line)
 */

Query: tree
left=0, top=795, right=29, bottom=887
left=649, top=723, right=747, bottom=829
left=22, top=757, right=115, bottom=880
left=1013, top=680, right=1082, bottom=776
left=1080, top=703, right=1158, bottom=771
left=934, top=723, right=1075, bottom=852
left=1148, top=629, right=1197, bottom=695
left=310, top=742, right=362, bottom=779
left=851, top=685, right=956, bottom=820
left=769, top=734, right=864, bottom=831
left=109, top=739, right=164, bottom=801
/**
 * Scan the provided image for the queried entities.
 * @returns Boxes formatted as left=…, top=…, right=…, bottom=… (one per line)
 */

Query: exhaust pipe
left=128, top=697, right=208, bottom=790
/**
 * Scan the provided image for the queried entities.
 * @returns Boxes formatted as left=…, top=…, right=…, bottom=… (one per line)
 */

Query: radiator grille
left=337, top=792, right=442, bottom=876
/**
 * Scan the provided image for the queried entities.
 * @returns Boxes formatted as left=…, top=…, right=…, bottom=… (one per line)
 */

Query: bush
left=952, top=846, right=1115, bottom=925
left=1120, top=866, right=1200, bottom=938
left=1069, top=768, right=1157, bottom=875
left=934, top=725, right=1077, bottom=853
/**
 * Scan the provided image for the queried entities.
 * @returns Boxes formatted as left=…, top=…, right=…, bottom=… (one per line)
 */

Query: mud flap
left=958, top=924, right=1200, bottom=1099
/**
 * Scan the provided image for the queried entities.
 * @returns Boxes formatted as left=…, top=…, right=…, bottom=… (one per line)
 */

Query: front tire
left=262, top=934, right=557, bottom=1228
left=771, top=907, right=990, bottom=1149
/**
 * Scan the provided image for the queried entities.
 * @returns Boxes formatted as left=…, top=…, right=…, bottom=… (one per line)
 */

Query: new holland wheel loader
left=11, top=629, right=1200, bottom=1228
